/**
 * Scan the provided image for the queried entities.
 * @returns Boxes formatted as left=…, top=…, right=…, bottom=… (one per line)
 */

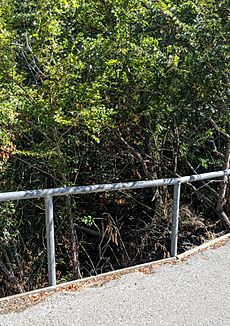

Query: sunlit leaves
left=0, top=0, right=229, bottom=178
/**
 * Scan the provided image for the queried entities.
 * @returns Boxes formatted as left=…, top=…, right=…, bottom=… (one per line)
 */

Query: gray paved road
left=0, top=242, right=230, bottom=326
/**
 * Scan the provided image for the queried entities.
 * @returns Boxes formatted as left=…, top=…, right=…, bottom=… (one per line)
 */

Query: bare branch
left=209, top=140, right=225, bottom=159
left=116, top=131, right=154, bottom=179
left=74, top=224, right=110, bottom=240
left=0, top=259, right=24, bottom=293
left=216, top=136, right=230, bottom=229
left=186, top=161, right=219, bottom=199
left=208, top=117, right=230, bottom=139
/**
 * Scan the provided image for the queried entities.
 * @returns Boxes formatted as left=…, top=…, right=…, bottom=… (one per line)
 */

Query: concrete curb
left=177, top=232, right=230, bottom=261
left=1, top=232, right=230, bottom=314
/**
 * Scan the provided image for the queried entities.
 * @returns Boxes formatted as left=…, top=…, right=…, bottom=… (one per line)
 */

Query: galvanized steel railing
left=1, top=169, right=230, bottom=287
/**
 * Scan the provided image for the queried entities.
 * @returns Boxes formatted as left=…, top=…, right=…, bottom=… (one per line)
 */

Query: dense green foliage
left=0, top=0, right=229, bottom=296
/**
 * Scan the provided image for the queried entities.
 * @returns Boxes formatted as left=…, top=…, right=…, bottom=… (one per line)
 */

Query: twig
left=116, top=130, right=154, bottom=179
left=208, top=117, right=230, bottom=139
left=187, top=161, right=219, bottom=199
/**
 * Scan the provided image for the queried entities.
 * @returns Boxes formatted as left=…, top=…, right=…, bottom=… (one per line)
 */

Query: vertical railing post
left=170, top=181, right=181, bottom=257
left=45, top=195, right=56, bottom=286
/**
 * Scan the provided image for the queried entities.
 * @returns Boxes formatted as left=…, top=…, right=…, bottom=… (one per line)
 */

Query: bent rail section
left=0, top=169, right=229, bottom=287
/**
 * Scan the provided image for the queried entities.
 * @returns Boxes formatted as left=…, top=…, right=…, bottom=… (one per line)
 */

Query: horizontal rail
left=0, top=170, right=230, bottom=202
left=0, top=169, right=229, bottom=287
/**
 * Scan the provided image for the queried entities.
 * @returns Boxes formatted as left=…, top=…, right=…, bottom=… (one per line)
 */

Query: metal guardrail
left=1, top=169, right=230, bottom=287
